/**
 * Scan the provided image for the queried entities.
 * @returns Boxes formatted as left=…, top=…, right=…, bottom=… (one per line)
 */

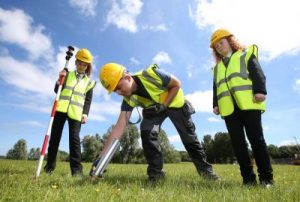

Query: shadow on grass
left=83, top=172, right=239, bottom=191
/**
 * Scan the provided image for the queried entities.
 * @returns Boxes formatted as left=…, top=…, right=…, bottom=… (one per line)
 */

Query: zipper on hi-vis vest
left=224, top=61, right=234, bottom=100
left=66, top=78, right=81, bottom=114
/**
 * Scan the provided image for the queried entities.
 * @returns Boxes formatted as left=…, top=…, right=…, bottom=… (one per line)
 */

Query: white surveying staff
left=35, top=46, right=75, bottom=178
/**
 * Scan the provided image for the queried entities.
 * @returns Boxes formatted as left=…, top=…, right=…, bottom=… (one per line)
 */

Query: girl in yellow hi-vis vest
left=210, top=29, right=274, bottom=187
left=44, top=48, right=96, bottom=176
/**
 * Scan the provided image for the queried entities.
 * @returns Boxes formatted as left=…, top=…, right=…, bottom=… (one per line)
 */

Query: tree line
left=6, top=125, right=300, bottom=164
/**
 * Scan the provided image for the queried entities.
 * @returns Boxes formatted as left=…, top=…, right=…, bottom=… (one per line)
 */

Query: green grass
left=0, top=160, right=299, bottom=202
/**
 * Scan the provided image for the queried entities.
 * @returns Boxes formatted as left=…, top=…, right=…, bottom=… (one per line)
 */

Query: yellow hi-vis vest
left=123, top=64, right=185, bottom=109
left=57, top=71, right=96, bottom=121
left=213, top=45, right=265, bottom=117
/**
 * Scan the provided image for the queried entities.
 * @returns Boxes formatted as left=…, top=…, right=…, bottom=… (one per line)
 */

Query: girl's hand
left=81, top=115, right=88, bottom=124
left=253, top=93, right=266, bottom=103
left=213, top=106, right=220, bottom=115
left=59, top=69, right=67, bottom=77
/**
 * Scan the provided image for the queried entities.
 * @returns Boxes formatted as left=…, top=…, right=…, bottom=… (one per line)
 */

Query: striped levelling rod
left=35, top=46, right=74, bottom=178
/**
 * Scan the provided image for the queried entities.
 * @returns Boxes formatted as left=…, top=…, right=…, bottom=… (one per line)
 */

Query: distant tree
left=28, top=148, right=40, bottom=160
left=118, top=124, right=140, bottom=163
left=132, top=148, right=147, bottom=164
left=179, top=151, right=191, bottom=162
left=202, top=134, right=215, bottom=163
left=267, top=144, right=280, bottom=159
left=158, top=129, right=181, bottom=163
left=101, top=126, right=180, bottom=164
left=81, top=133, right=104, bottom=162
left=103, top=125, right=141, bottom=163
left=212, top=132, right=234, bottom=163
left=278, top=145, right=297, bottom=158
left=57, top=150, right=69, bottom=161
left=6, top=139, right=28, bottom=160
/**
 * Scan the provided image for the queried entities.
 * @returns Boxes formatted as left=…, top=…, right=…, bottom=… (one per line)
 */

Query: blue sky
left=1, top=0, right=300, bottom=156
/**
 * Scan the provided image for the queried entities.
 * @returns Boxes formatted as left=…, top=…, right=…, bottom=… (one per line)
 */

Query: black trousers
left=46, top=112, right=82, bottom=175
left=224, top=107, right=273, bottom=182
left=140, top=102, right=213, bottom=178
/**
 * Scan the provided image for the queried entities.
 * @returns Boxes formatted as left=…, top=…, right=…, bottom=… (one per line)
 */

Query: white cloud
left=263, top=125, right=270, bottom=131
left=152, top=51, right=172, bottom=65
left=0, top=46, right=114, bottom=123
left=168, top=134, right=181, bottom=144
left=106, top=0, right=143, bottom=33
left=208, top=117, right=220, bottom=122
left=130, top=57, right=141, bottom=66
left=0, top=56, right=54, bottom=97
left=89, top=101, right=121, bottom=122
left=13, top=101, right=51, bottom=114
left=279, top=140, right=297, bottom=146
left=0, top=8, right=53, bottom=60
left=141, top=24, right=168, bottom=32
left=0, top=46, right=75, bottom=99
left=189, top=0, right=300, bottom=60
left=294, top=79, right=300, bottom=94
left=185, top=90, right=212, bottom=113
left=69, top=0, right=98, bottom=17
left=22, top=121, right=44, bottom=127
left=186, top=65, right=193, bottom=78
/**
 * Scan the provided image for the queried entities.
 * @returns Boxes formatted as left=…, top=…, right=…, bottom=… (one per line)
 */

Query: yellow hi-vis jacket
left=213, top=45, right=265, bottom=117
left=57, top=71, right=96, bottom=121
left=123, top=64, right=185, bottom=109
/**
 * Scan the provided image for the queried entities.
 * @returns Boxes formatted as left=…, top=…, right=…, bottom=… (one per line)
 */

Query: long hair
left=85, top=63, right=92, bottom=77
left=212, top=35, right=246, bottom=63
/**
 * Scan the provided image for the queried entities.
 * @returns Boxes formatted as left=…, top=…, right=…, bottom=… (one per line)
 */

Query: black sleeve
left=247, top=55, right=267, bottom=94
left=82, top=88, right=93, bottom=116
left=54, top=73, right=68, bottom=93
left=54, top=82, right=59, bottom=93
left=153, top=68, right=171, bottom=87
left=121, top=100, right=134, bottom=111
left=213, top=82, right=218, bottom=108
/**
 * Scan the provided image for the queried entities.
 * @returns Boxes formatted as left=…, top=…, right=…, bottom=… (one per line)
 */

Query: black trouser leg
left=224, top=110, right=256, bottom=183
left=68, top=117, right=82, bottom=175
left=45, top=112, right=67, bottom=171
left=140, top=113, right=166, bottom=178
left=167, top=107, right=213, bottom=174
left=242, top=110, right=273, bottom=183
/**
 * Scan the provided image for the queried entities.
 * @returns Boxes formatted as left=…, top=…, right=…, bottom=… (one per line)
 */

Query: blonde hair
left=212, top=35, right=245, bottom=63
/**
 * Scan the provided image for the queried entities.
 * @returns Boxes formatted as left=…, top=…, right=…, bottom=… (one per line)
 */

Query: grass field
left=0, top=160, right=299, bottom=202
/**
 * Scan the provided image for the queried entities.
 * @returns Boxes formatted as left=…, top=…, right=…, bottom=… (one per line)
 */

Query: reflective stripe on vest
left=57, top=71, right=96, bottom=121
left=124, top=64, right=185, bottom=108
left=213, top=45, right=265, bottom=116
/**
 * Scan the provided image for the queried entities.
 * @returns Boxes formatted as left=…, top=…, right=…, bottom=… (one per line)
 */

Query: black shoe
left=72, top=171, right=83, bottom=178
left=199, top=171, right=219, bottom=180
left=44, top=166, right=55, bottom=174
left=243, top=174, right=257, bottom=186
left=148, top=171, right=165, bottom=182
left=260, top=179, right=274, bottom=188
left=243, top=179, right=257, bottom=186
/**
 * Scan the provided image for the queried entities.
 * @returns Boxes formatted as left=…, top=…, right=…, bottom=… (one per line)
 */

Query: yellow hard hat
left=99, top=63, right=126, bottom=94
left=210, top=29, right=233, bottom=48
left=75, top=48, right=93, bottom=63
